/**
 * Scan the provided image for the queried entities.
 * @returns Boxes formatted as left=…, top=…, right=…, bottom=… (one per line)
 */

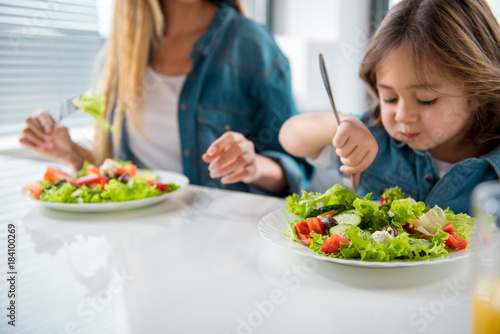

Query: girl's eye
left=383, top=98, right=397, bottom=104
left=418, top=98, right=438, bottom=106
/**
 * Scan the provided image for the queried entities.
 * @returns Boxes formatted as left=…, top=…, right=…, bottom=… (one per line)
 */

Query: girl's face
left=376, top=47, right=473, bottom=159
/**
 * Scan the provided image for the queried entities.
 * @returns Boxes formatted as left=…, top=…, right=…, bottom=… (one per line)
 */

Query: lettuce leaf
left=389, top=198, right=427, bottom=228
left=353, top=197, right=389, bottom=230
left=286, top=184, right=360, bottom=218
left=75, top=186, right=110, bottom=203
left=381, top=186, right=405, bottom=204
left=285, top=220, right=302, bottom=243
left=72, top=89, right=116, bottom=133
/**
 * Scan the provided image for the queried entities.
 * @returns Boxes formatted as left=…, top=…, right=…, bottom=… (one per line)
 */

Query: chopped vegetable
left=294, top=221, right=313, bottom=245
left=76, top=174, right=108, bottom=188
left=44, top=166, right=75, bottom=185
left=25, top=183, right=43, bottom=200
left=320, top=233, right=350, bottom=254
left=442, top=223, right=468, bottom=250
left=305, top=217, right=326, bottom=235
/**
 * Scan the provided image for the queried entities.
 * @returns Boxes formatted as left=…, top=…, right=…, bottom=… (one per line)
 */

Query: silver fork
left=319, top=53, right=359, bottom=196
left=55, top=96, right=79, bottom=124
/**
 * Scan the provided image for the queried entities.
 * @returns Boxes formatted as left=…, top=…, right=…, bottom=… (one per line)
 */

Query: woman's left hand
left=202, top=131, right=259, bottom=184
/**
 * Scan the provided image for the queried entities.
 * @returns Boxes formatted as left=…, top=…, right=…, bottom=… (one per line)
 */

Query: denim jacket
left=114, top=4, right=313, bottom=196
left=360, top=127, right=500, bottom=215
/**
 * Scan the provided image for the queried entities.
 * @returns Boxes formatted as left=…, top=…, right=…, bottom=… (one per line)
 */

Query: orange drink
left=471, top=182, right=500, bottom=334
left=472, top=278, right=500, bottom=334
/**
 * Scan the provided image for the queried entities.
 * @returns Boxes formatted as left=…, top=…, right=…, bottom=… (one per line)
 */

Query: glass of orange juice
left=471, top=181, right=500, bottom=334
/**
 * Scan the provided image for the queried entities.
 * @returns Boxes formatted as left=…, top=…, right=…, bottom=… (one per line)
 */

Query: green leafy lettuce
left=353, top=197, right=389, bottom=230
left=381, top=186, right=405, bottom=205
left=286, top=184, right=361, bottom=218
left=72, top=89, right=116, bottom=133
left=389, top=198, right=427, bottom=229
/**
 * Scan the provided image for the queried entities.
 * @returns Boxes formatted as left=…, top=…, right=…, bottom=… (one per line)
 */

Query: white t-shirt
left=306, top=145, right=338, bottom=169
left=126, top=66, right=186, bottom=173
left=433, top=158, right=453, bottom=178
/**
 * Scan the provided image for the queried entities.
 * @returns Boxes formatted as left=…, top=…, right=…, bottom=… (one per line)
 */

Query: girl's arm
left=279, top=112, right=378, bottom=175
left=279, top=112, right=338, bottom=159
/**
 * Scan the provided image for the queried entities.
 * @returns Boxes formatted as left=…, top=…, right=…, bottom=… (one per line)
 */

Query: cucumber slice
left=306, top=204, right=346, bottom=218
left=333, top=209, right=361, bottom=226
left=329, top=224, right=351, bottom=235
left=136, top=169, right=159, bottom=181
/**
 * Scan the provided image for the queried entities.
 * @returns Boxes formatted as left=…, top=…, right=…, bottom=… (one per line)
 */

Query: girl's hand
left=19, top=109, right=80, bottom=166
left=202, top=131, right=259, bottom=184
left=333, top=116, right=378, bottom=176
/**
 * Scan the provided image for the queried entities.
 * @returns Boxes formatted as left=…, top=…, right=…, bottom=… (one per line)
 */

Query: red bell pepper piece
left=76, top=174, right=108, bottom=188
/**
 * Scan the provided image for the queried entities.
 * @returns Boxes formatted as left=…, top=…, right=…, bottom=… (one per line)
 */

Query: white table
left=0, top=155, right=480, bottom=334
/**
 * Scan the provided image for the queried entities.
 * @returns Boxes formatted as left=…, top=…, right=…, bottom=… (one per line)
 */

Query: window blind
left=0, top=0, right=104, bottom=136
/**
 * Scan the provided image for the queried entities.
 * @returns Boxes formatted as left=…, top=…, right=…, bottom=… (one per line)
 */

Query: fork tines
left=57, top=97, right=79, bottom=123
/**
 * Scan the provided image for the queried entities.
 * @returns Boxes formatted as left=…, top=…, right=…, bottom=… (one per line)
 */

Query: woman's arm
left=201, top=131, right=287, bottom=194
left=19, top=109, right=94, bottom=170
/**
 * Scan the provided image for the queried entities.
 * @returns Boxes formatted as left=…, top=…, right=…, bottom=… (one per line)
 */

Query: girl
left=279, top=0, right=500, bottom=214
left=19, top=0, right=312, bottom=196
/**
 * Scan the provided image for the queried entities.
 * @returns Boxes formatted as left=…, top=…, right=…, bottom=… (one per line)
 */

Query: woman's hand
left=202, top=131, right=259, bottom=184
left=202, top=131, right=286, bottom=193
left=333, top=116, right=378, bottom=176
left=19, top=109, right=86, bottom=169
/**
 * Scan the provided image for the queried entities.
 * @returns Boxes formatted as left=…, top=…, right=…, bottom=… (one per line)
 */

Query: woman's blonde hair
left=93, top=0, right=244, bottom=164
left=360, top=0, right=500, bottom=147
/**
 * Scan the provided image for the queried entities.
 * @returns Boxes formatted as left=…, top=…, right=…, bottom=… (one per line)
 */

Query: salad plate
left=22, top=170, right=189, bottom=213
left=258, top=208, right=472, bottom=268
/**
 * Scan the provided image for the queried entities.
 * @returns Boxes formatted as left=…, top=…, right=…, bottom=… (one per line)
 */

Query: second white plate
left=22, top=169, right=189, bottom=213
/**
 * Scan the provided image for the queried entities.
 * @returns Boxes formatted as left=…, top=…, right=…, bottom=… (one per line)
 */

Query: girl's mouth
left=401, top=132, right=420, bottom=140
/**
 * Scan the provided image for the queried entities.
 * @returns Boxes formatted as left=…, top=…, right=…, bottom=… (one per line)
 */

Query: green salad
left=25, top=159, right=180, bottom=204
left=285, top=185, right=474, bottom=262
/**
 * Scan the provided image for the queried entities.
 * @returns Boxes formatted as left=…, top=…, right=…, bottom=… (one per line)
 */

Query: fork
left=55, top=96, right=79, bottom=125
left=319, top=53, right=359, bottom=197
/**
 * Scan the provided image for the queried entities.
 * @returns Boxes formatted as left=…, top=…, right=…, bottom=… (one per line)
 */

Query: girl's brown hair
left=93, top=0, right=244, bottom=164
left=360, top=0, right=500, bottom=147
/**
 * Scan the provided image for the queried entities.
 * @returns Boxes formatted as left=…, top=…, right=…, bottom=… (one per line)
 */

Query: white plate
left=22, top=170, right=189, bottom=213
left=258, top=208, right=472, bottom=268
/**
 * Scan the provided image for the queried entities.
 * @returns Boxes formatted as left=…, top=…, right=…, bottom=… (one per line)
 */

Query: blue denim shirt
left=114, top=4, right=312, bottom=196
left=359, top=126, right=500, bottom=214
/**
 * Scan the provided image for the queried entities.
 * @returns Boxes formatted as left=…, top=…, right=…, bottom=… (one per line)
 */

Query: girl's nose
left=394, top=101, right=419, bottom=123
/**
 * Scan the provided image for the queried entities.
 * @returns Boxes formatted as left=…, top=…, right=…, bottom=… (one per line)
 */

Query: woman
left=19, top=0, right=312, bottom=196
